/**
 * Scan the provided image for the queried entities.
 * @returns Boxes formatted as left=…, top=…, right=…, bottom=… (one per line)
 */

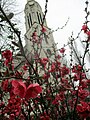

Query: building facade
left=24, top=0, right=57, bottom=59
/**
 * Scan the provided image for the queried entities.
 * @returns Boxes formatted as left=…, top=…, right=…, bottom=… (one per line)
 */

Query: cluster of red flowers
left=32, top=26, right=46, bottom=44
left=2, top=79, right=42, bottom=100
left=4, top=97, right=21, bottom=120
left=2, top=50, right=13, bottom=66
left=77, top=101, right=90, bottom=118
left=82, top=24, right=90, bottom=40
left=0, top=46, right=90, bottom=120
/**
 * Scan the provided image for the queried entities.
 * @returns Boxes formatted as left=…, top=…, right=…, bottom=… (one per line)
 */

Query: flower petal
left=25, top=83, right=42, bottom=100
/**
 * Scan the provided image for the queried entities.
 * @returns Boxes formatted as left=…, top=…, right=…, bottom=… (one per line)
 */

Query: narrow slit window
left=29, top=13, right=32, bottom=26
left=39, top=13, right=43, bottom=24
left=37, top=12, right=41, bottom=24
left=27, top=16, right=30, bottom=28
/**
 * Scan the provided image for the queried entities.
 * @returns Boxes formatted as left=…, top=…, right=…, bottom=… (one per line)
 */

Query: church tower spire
left=24, top=0, right=56, bottom=59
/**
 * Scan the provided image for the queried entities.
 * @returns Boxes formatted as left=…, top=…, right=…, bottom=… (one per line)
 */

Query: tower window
left=27, top=16, right=30, bottom=28
left=29, top=13, right=32, bottom=26
left=37, top=12, right=42, bottom=24
left=27, top=13, right=32, bottom=28
left=39, top=13, right=43, bottom=23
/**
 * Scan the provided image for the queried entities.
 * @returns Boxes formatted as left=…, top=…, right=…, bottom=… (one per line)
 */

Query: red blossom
left=2, top=50, right=14, bottom=70
left=40, top=112, right=50, bottom=120
left=11, top=80, right=42, bottom=100
left=41, top=26, right=46, bottom=33
left=73, top=74, right=80, bottom=81
left=78, top=88, right=89, bottom=100
left=32, top=31, right=37, bottom=36
left=61, top=66, right=70, bottom=77
left=82, top=24, right=88, bottom=33
left=43, top=73, right=50, bottom=79
left=86, top=30, right=90, bottom=36
left=52, top=91, right=65, bottom=105
left=49, top=62, right=56, bottom=72
left=59, top=48, right=65, bottom=53
left=72, top=65, right=82, bottom=73
left=22, top=64, right=28, bottom=71
left=77, top=101, right=90, bottom=119
left=25, top=83, right=42, bottom=100
left=87, top=79, right=90, bottom=85
left=12, top=80, right=26, bottom=98
left=40, top=116, right=50, bottom=120
left=4, top=97, right=21, bottom=119
left=56, top=54, right=61, bottom=59
left=80, top=80, right=88, bottom=89
left=2, top=50, right=12, bottom=61
left=32, top=31, right=37, bottom=41
left=40, top=58, right=48, bottom=67
left=1, top=79, right=9, bottom=92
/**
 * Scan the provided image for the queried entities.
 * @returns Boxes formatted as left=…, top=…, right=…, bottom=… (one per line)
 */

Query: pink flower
left=25, top=83, right=42, bottom=100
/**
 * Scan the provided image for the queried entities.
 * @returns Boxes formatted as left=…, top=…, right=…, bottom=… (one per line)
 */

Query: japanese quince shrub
left=0, top=34, right=90, bottom=120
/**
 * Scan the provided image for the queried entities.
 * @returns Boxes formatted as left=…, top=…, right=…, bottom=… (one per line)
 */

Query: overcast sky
left=16, top=0, right=87, bottom=48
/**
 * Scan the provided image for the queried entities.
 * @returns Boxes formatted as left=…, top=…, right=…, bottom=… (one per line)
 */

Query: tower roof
left=27, top=0, right=35, bottom=2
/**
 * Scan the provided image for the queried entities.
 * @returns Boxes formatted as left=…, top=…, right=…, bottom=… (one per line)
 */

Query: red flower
left=59, top=48, right=65, bottom=53
left=82, top=24, right=88, bottom=33
left=1, top=79, right=9, bottom=92
left=43, top=73, right=50, bottom=79
left=49, top=62, right=56, bottom=72
left=87, top=79, right=90, bottom=85
left=4, top=97, right=21, bottom=119
left=2, top=50, right=13, bottom=68
left=72, top=65, right=82, bottom=73
left=78, top=88, right=89, bottom=100
left=77, top=101, right=90, bottom=118
left=25, top=83, right=42, bottom=100
left=40, top=58, right=48, bottom=67
left=41, top=26, right=46, bottom=33
left=40, top=115, right=50, bottom=120
left=12, top=80, right=42, bottom=100
left=22, top=64, right=28, bottom=71
left=2, top=50, right=12, bottom=61
left=12, top=80, right=26, bottom=98
left=86, top=30, right=90, bottom=36
left=61, top=66, right=70, bottom=77
left=32, top=31, right=37, bottom=36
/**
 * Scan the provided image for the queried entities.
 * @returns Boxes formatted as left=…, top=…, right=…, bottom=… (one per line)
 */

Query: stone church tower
left=24, top=0, right=56, bottom=59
